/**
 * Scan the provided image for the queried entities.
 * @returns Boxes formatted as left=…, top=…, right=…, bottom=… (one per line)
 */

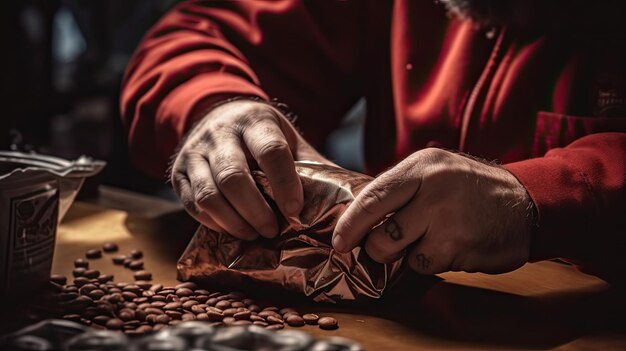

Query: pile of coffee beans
left=48, top=242, right=338, bottom=336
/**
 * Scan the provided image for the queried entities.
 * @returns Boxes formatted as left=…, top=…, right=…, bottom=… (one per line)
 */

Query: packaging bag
left=177, top=161, right=403, bottom=302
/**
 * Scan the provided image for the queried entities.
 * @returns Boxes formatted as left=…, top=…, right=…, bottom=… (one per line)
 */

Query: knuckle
left=181, top=199, right=199, bottom=215
left=257, top=140, right=290, bottom=164
left=356, top=187, right=387, bottom=215
left=213, top=167, right=248, bottom=189
left=194, top=185, right=219, bottom=207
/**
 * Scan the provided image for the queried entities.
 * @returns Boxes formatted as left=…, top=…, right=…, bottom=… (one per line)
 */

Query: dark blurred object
left=0, top=0, right=178, bottom=198
left=0, top=320, right=364, bottom=351
left=178, top=162, right=404, bottom=302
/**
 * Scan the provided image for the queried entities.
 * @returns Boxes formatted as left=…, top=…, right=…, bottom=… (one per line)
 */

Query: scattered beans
left=74, top=258, right=89, bottom=268
left=318, top=317, right=338, bottom=330
left=102, top=243, right=119, bottom=252
left=303, top=313, right=319, bottom=325
left=133, top=271, right=152, bottom=281
left=51, top=242, right=338, bottom=336
left=128, top=260, right=144, bottom=270
left=112, top=255, right=126, bottom=265
left=85, top=249, right=102, bottom=259
left=130, top=249, right=143, bottom=259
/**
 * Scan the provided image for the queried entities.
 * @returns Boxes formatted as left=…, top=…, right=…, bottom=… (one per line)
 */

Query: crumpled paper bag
left=177, top=161, right=403, bottom=302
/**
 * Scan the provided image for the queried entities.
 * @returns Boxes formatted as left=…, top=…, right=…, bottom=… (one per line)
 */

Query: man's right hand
left=171, top=100, right=329, bottom=240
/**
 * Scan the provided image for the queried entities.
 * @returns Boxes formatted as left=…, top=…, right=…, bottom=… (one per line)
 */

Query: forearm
left=505, top=132, right=626, bottom=282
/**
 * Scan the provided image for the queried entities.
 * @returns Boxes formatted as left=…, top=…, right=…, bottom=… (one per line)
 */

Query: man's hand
left=171, top=100, right=328, bottom=240
left=332, top=148, right=534, bottom=274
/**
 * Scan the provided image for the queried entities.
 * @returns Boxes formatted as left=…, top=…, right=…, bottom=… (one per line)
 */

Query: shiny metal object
left=178, top=161, right=403, bottom=302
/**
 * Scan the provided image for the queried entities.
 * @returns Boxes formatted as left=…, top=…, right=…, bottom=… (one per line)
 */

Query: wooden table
left=43, top=187, right=626, bottom=349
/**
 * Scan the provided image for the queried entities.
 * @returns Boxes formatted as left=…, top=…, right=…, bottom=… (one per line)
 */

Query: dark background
left=0, top=0, right=180, bottom=198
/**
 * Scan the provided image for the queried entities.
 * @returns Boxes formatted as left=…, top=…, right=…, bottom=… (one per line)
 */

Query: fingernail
left=285, top=200, right=300, bottom=215
left=332, top=234, right=346, bottom=253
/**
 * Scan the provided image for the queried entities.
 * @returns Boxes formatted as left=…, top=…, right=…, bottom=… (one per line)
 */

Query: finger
left=405, top=235, right=456, bottom=275
left=171, top=166, right=227, bottom=234
left=242, top=118, right=302, bottom=218
left=207, top=133, right=278, bottom=238
left=332, top=162, right=422, bottom=253
left=185, top=153, right=258, bottom=240
left=364, top=199, right=430, bottom=264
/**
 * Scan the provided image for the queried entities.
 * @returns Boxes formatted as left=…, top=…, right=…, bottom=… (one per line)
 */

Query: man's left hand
left=332, top=148, right=535, bottom=275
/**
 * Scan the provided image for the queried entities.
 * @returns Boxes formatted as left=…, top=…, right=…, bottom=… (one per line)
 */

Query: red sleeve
left=120, top=0, right=365, bottom=178
left=505, top=132, right=626, bottom=283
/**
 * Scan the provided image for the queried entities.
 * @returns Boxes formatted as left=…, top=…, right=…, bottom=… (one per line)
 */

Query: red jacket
left=121, top=0, right=626, bottom=282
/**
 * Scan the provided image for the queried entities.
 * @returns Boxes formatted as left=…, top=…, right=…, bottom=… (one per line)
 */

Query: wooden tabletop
left=44, top=186, right=626, bottom=350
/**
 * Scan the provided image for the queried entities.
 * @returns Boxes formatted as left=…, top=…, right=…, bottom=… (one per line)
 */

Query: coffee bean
left=130, top=249, right=143, bottom=259
left=128, top=260, right=144, bottom=270
left=86, top=249, right=102, bottom=259
left=118, top=309, right=135, bottom=321
left=250, top=315, right=265, bottom=322
left=72, top=268, right=86, bottom=277
left=73, top=277, right=90, bottom=286
left=234, top=311, right=251, bottom=320
left=182, top=300, right=199, bottom=310
left=97, top=274, right=114, bottom=284
left=144, top=308, right=164, bottom=315
left=286, top=315, right=305, bottom=327
left=194, top=289, right=210, bottom=295
left=135, top=310, right=146, bottom=322
left=191, top=304, right=207, bottom=314
left=102, top=242, right=119, bottom=252
left=231, top=301, right=245, bottom=308
left=133, top=271, right=152, bottom=281
left=241, top=298, right=254, bottom=306
left=72, top=259, right=88, bottom=268
left=62, top=286, right=78, bottom=293
left=165, top=294, right=179, bottom=303
left=149, top=284, right=163, bottom=292
left=318, top=317, right=338, bottom=330
left=253, top=321, right=268, bottom=327
left=207, top=311, right=224, bottom=321
left=50, top=274, right=67, bottom=285
left=122, top=292, right=138, bottom=301
left=280, top=307, right=297, bottom=315
left=105, top=318, right=124, bottom=330
left=123, top=258, right=133, bottom=267
left=135, top=281, right=152, bottom=290
left=222, top=317, right=235, bottom=324
left=195, top=295, right=209, bottom=304
left=88, top=289, right=105, bottom=300
left=174, top=282, right=197, bottom=290
left=122, top=285, right=142, bottom=295
left=263, top=306, right=279, bottom=312
left=303, top=314, right=319, bottom=325
left=83, top=269, right=100, bottom=279
left=215, top=300, right=231, bottom=309
left=151, top=301, right=167, bottom=308
left=163, top=302, right=182, bottom=311
left=124, top=320, right=140, bottom=328
left=175, top=288, right=193, bottom=297
left=136, top=325, right=153, bottom=333
left=112, top=255, right=126, bottom=265
left=266, top=324, right=284, bottom=330
left=151, top=295, right=166, bottom=302
left=158, top=289, right=175, bottom=296
left=258, top=311, right=281, bottom=319
left=267, top=316, right=283, bottom=324
left=248, top=304, right=261, bottom=313
left=181, top=313, right=196, bottom=321
left=165, top=310, right=182, bottom=319
left=196, top=313, right=209, bottom=321
left=124, top=302, right=138, bottom=309
left=208, top=292, right=221, bottom=298
left=207, top=298, right=218, bottom=306
left=93, top=315, right=110, bottom=325
left=155, top=314, right=171, bottom=324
